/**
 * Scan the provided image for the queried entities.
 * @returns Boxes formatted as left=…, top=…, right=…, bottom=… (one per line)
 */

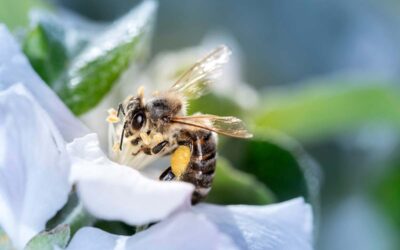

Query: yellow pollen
left=140, top=132, right=151, bottom=145
left=112, top=143, right=120, bottom=152
left=106, top=115, right=120, bottom=123
left=106, top=108, right=120, bottom=123
left=170, top=145, right=191, bottom=179
left=152, top=133, right=164, bottom=144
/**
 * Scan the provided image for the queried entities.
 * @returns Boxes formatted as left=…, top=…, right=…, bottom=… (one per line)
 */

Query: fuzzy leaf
left=22, top=0, right=156, bottom=115
left=55, top=1, right=156, bottom=115
left=0, top=227, right=13, bottom=250
left=221, top=134, right=321, bottom=221
left=25, top=225, right=70, bottom=250
left=205, top=158, right=275, bottom=205
left=188, top=93, right=244, bottom=117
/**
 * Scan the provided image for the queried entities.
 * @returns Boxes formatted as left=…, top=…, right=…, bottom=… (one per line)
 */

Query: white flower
left=67, top=212, right=238, bottom=250
left=195, top=198, right=313, bottom=249
left=67, top=133, right=193, bottom=225
left=0, top=23, right=314, bottom=250
left=0, top=84, right=71, bottom=249
left=66, top=197, right=312, bottom=250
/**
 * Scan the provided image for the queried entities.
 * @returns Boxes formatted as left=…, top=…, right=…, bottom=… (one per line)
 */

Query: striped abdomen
left=178, top=129, right=217, bottom=204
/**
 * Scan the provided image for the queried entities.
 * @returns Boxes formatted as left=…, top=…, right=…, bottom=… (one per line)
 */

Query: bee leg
left=119, top=121, right=127, bottom=151
left=132, top=148, right=143, bottom=156
left=117, top=103, right=126, bottom=117
left=159, top=166, right=175, bottom=181
left=151, top=141, right=168, bottom=154
left=170, top=145, right=191, bottom=179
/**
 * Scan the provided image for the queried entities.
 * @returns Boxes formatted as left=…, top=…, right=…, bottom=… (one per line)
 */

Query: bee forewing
left=171, top=115, right=253, bottom=139
left=209, top=116, right=253, bottom=138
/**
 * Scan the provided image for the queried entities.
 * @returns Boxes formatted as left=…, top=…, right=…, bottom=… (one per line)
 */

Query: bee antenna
left=117, top=103, right=126, bottom=117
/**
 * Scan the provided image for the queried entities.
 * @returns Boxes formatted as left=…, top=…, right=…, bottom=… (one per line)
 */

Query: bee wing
left=169, top=45, right=231, bottom=99
left=171, top=115, right=253, bottom=138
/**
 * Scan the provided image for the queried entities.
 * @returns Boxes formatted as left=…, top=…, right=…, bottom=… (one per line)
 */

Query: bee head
left=145, top=93, right=183, bottom=131
left=125, top=87, right=183, bottom=137
left=125, top=87, right=147, bottom=134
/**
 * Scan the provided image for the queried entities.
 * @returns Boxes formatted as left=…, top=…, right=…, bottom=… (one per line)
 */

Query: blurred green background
left=2, top=0, right=400, bottom=249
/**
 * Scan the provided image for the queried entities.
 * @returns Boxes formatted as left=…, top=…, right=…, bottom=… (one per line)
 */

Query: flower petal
left=0, top=24, right=88, bottom=142
left=67, top=212, right=238, bottom=250
left=67, top=134, right=194, bottom=225
left=66, top=227, right=126, bottom=250
left=0, top=84, right=72, bottom=248
left=194, top=198, right=313, bottom=250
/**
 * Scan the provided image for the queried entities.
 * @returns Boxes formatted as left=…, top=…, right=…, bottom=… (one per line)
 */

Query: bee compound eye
left=132, top=112, right=145, bottom=129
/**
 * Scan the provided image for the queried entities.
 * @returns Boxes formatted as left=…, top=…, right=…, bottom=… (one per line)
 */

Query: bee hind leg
left=159, top=166, right=175, bottom=181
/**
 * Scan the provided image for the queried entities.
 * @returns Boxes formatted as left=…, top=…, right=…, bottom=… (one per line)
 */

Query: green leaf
left=22, top=1, right=156, bottom=115
left=205, top=157, right=275, bottom=205
left=252, top=79, right=400, bottom=142
left=373, top=160, right=400, bottom=229
left=25, top=224, right=70, bottom=250
left=0, top=227, right=13, bottom=250
left=47, top=192, right=95, bottom=236
left=188, top=93, right=244, bottom=117
left=93, top=220, right=136, bottom=236
left=221, top=134, right=321, bottom=214
left=23, top=19, right=69, bottom=84
left=54, top=1, right=156, bottom=115
left=222, top=134, right=321, bottom=234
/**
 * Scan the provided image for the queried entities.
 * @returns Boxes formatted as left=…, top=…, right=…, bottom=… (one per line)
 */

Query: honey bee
left=107, top=45, right=252, bottom=204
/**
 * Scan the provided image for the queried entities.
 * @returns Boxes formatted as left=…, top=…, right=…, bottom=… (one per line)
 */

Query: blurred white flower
left=0, top=23, right=314, bottom=250
left=0, top=84, right=71, bottom=249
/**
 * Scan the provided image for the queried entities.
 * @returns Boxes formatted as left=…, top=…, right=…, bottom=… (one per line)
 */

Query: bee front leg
left=151, top=141, right=168, bottom=154
left=119, top=121, right=127, bottom=151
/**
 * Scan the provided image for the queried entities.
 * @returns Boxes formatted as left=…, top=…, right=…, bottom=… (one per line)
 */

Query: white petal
left=67, top=134, right=194, bottom=225
left=67, top=212, right=238, bottom=250
left=0, top=25, right=88, bottom=142
left=66, top=227, right=128, bottom=250
left=0, top=84, right=72, bottom=248
left=195, top=198, right=313, bottom=250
